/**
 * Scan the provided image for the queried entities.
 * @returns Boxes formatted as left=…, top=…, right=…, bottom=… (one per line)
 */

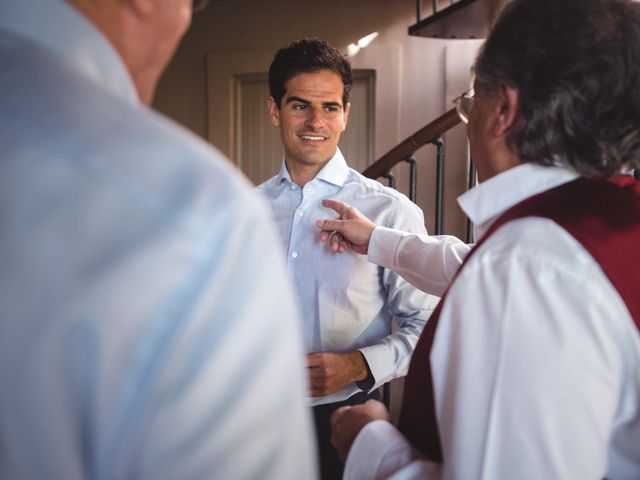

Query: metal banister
left=362, top=108, right=461, bottom=179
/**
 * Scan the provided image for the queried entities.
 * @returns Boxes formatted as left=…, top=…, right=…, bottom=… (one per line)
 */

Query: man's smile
left=299, top=134, right=328, bottom=142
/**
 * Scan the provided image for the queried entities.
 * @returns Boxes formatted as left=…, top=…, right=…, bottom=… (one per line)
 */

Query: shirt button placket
left=289, top=183, right=304, bottom=262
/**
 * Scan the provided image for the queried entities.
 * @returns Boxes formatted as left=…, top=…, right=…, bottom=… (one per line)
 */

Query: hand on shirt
left=330, top=399, right=391, bottom=462
left=306, top=351, right=369, bottom=397
left=315, top=199, right=376, bottom=255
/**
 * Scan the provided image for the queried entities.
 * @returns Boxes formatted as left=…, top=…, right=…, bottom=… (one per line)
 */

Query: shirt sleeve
left=343, top=420, right=441, bottom=480
left=368, top=227, right=470, bottom=297
left=357, top=198, right=440, bottom=390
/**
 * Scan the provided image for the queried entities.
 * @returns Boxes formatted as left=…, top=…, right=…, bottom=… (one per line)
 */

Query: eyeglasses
left=192, top=0, right=210, bottom=13
left=453, top=88, right=475, bottom=124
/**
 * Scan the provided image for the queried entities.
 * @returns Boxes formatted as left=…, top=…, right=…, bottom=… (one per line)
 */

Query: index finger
left=321, top=198, right=351, bottom=216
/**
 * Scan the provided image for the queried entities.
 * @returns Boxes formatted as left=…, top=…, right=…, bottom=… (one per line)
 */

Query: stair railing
left=362, top=107, right=468, bottom=237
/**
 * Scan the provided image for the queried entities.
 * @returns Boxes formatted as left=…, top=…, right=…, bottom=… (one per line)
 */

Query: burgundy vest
left=397, top=175, right=640, bottom=462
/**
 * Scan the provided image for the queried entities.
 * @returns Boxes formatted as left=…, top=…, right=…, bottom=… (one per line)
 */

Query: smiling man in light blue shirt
left=257, top=38, right=437, bottom=480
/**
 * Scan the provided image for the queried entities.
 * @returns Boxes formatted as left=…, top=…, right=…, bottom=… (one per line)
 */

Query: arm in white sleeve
left=343, top=420, right=441, bottom=480
left=368, top=227, right=470, bottom=297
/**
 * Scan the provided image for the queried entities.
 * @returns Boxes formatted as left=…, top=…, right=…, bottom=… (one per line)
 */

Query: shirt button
left=290, top=185, right=296, bottom=190
left=291, top=252, right=298, bottom=258
left=297, top=211, right=304, bottom=217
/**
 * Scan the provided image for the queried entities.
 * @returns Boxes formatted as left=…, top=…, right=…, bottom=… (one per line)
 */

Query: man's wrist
left=353, top=351, right=374, bottom=389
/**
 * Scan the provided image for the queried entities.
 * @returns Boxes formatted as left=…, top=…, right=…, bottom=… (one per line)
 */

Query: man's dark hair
left=475, top=0, right=640, bottom=176
left=268, top=38, right=353, bottom=109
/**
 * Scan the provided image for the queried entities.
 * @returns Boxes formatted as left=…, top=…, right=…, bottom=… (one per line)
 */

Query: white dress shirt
left=0, top=2, right=316, bottom=479
left=346, top=164, right=640, bottom=479
left=257, top=150, right=438, bottom=406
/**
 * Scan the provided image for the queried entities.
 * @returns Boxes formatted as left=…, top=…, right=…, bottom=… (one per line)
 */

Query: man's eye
left=293, top=104, right=307, bottom=111
left=325, top=106, right=339, bottom=112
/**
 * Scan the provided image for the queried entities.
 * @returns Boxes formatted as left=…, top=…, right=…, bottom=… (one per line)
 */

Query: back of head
left=268, top=37, right=353, bottom=108
left=475, top=0, right=640, bottom=176
left=66, top=0, right=195, bottom=105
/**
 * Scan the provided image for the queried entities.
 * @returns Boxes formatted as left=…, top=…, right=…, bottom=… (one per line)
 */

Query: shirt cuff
left=355, top=351, right=375, bottom=391
left=368, top=226, right=404, bottom=270
left=357, top=344, right=393, bottom=392
left=344, top=420, right=432, bottom=480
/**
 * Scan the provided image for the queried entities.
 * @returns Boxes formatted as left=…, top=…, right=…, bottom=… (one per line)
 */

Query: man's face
left=268, top=70, right=350, bottom=171
left=466, top=79, right=521, bottom=182
left=466, top=80, right=494, bottom=182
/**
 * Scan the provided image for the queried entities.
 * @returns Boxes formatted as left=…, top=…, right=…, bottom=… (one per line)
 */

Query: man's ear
left=268, top=96, right=280, bottom=127
left=126, top=0, right=156, bottom=18
left=341, top=102, right=351, bottom=132
left=492, top=84, right=519, bottom=137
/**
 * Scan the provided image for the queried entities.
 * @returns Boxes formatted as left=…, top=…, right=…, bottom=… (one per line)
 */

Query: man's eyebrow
left=284, top=97, right=343, bottom=109
left=285, top=96, right=311, bottom=105
left=322, top=101, right=343, bottom=109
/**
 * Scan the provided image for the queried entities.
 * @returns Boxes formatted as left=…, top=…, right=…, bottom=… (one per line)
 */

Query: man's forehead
left=284, top=71, right=345, bottom=101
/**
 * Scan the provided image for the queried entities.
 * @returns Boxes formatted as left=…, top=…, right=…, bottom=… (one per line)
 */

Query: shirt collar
left=0, top=0, right=139, bottom=106
left=458, top=163, right=580, bottom=237
left=277, top=148, right=350, bottom=187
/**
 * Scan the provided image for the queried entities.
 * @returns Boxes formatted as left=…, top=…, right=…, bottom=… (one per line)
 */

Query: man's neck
left=286, top=159, right=329, bottom=188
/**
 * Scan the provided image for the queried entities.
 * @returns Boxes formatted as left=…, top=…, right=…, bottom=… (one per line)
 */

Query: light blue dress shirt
left=0, top=1, right=316, bottom=479
left=258, top=150, right=438, bottom=406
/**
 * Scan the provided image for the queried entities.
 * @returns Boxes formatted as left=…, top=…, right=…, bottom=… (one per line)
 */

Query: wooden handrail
left=363, top=108, right=462, bottom=179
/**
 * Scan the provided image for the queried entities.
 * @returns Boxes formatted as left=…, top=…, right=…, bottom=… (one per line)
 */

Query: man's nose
left=305, top=108, right=324, bottom=129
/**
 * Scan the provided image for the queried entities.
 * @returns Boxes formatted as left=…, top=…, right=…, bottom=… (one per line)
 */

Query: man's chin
left=295, top=150, right=334, bottom=166
left=300, top=148, right=336, bottom=165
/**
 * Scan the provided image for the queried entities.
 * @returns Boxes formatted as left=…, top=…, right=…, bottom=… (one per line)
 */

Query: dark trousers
left=313, top=390, right=381, bottom=480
